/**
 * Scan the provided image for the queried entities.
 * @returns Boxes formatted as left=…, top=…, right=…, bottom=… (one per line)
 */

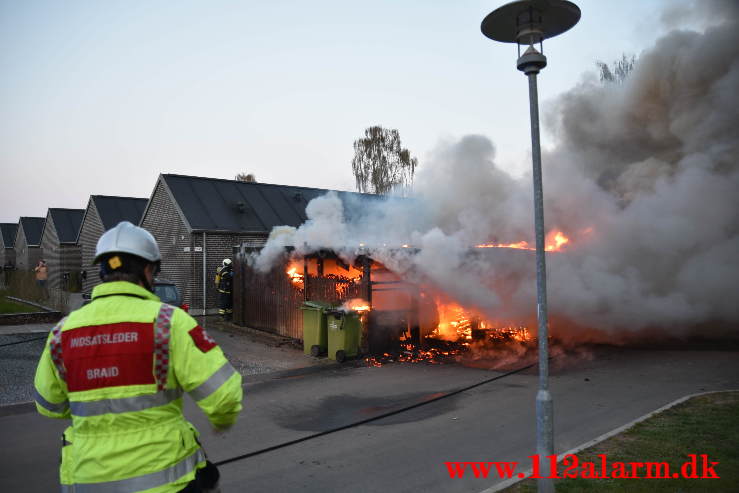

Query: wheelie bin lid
left=301, top=300, right=333, bottom=310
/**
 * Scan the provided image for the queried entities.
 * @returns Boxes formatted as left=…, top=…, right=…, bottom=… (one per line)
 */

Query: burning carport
left=233, top=244, right=541, bottom=358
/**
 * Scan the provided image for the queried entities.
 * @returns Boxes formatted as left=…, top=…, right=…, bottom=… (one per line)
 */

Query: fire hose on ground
left=213, top=359, right=541, bottom=467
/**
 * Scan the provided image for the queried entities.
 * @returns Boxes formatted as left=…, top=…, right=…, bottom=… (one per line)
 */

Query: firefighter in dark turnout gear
left=215, top=259, right=233, bottom=320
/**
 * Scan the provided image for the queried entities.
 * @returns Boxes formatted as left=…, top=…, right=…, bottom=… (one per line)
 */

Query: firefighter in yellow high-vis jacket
left=34, top=221, right=243, bottom=493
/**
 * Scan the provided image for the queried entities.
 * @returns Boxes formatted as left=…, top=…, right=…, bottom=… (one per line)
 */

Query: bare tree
left=235, top=172, right=256, bottom=182
left=596, top=54, right=637, bottom=84
left=351, top=126, right=418, bottom=195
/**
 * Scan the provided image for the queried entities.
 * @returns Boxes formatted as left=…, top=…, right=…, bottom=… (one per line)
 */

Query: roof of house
left=18, top=217, right=46, bottom=246
left=91, top=196, right=149, bottom=230
left=48, top=209, right=85, bottom=244
left=152, top=174, right=380, bottom=234
left=0, top=223, right=18, bottom=248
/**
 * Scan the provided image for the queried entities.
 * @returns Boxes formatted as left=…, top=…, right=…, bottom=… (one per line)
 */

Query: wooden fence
left=232, top=255, right=368, bottom=340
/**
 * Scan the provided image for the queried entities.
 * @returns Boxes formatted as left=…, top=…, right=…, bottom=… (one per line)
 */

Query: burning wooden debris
left=364, top=325, right=535, bottom=367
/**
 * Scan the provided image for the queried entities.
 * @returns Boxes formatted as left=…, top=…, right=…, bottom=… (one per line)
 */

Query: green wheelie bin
left=327, top=310, right=361, bottom=362
left=301, top=301, right=332, bottom=356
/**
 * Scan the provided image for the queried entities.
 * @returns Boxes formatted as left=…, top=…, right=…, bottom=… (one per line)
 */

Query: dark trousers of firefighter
left=218, top=291, right=232, bottom=319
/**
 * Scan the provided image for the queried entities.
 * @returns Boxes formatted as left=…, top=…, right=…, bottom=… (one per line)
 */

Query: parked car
left=152, top=278, right=189, bottom=312
left=82, top=278, right=189, bottom=312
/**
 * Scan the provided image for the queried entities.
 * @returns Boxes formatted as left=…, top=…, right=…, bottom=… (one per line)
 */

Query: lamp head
left=481, top=0, right=580, bottom=74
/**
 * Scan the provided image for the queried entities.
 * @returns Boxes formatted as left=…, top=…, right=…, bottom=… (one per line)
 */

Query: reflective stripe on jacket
left=34, top=281, right=243, bottom=492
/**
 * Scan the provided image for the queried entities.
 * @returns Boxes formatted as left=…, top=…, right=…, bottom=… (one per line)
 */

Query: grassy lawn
left=506, top=391, right=739, bottom=492
left=0, top=291, right=34, bottom=314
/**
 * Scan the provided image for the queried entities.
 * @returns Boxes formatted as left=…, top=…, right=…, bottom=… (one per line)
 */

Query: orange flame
left=476, top=230, right=571, bottom=252
left=434, top=302, right=472, bottom=340
left=286, top=262, right=304, bottom=289
left=545, top=231, right=569, bottom=252
left=341, top=298, right=371, bottom=313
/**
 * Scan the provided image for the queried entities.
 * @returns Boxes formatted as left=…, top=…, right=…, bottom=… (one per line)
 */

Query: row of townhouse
left=2, top=173, right=367, bottom=316
left=1, top=205, right=140, bottom=291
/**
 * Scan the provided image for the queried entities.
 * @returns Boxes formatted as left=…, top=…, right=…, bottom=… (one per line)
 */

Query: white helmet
left=94, top=221, right=161, bottom=264
left=223, top=258, right=232, bottom=266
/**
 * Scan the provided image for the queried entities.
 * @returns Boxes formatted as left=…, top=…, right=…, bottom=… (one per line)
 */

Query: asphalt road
left=1, top=345, right=737, bottom=492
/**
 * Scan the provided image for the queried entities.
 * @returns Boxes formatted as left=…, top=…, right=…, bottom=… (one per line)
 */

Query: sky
left=1, top=0, right=681, bottom=223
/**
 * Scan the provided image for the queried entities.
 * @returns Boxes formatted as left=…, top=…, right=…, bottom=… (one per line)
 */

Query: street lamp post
left=481, top=2, right=580, bottom=492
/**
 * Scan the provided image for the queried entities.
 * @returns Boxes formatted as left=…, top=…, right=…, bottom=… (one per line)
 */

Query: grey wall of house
left=0, top=231, right=16, bottom=267
left=208, top=233, right=268, bottom=313
left=206, top=235, right=236, bottom=313
left=174, top=232, right=267, bottom=314
left=40, top=216, right=63, bottom=289
left=199, top=233, right=266, bottom=314
left=14, top=226, right=27, bottom=270
left=39, top=214, right=82, bottom=291
left=41, top=218, right=81, bottom=290
left=40, top=216, right=83, bottom=291
left=140, top=181, right=195, bottom=309
left=1, top=248, right=15, bottom=268
left=14, top=226, right=41, bottom=271
left=79, top=202, right=105, bottom=294
left=27, top=247, right=42, bottom=271
left=59, top=245, right=81, bottom=290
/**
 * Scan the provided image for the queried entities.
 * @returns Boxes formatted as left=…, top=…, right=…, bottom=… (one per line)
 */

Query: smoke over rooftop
left=255, top=2, right=739, bottom=339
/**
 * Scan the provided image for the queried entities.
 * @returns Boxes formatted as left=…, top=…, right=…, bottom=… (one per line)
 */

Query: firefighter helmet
left=223, top=258, right=232, bottom=266
left=94, top=221, right=161, bottom=264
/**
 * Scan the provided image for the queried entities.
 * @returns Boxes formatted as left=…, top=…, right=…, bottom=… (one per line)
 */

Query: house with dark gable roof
left=140, top=174, right=372, bottom=314
left=78, top=195, right=149, bottom=293
left=14, top=217, right=46, bottom=270
left=1, top=223, right=19, bottom=269
left=40, top=208, right=85, bottom=290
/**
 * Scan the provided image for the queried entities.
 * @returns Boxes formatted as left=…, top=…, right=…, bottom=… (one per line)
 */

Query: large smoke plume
left=255, top=2, right=739, bottom=339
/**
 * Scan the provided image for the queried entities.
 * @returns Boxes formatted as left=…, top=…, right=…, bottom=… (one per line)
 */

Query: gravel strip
left=0, top=334, right=46, bottom=406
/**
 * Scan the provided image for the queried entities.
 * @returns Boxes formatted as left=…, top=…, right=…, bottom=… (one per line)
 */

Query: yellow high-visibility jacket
left=34, top=281, right=243, bottom=492
left=214, top=266, right=222, bottom=288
